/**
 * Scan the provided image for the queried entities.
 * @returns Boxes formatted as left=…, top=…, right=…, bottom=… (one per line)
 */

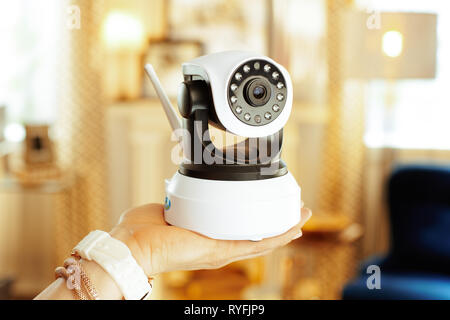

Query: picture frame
left=143, top=39, right=204, bottom=98
left=168, top=0, right=269, bottom=55
left=24, top=125, right=54, bottom=166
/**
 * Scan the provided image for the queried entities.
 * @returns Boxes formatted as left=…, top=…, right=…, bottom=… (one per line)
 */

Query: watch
left=72, top=230, right=152, bottom=300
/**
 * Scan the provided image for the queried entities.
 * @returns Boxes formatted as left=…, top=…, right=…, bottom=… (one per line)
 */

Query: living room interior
left=0, top=0, right=449, bottom=300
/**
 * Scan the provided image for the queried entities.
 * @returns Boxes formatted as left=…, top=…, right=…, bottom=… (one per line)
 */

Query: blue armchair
left=343, top=165, right=450, bottom=299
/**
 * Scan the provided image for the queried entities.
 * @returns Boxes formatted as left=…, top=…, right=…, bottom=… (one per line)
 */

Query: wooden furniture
left=282, top=213, right=363, bottom=299
left=0, top=172, right=74, bottom=298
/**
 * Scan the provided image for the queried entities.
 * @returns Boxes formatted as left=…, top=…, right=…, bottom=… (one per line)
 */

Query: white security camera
left=145, top=51, right=301, bottom=241
left=180, top=51, right=293, bottom=138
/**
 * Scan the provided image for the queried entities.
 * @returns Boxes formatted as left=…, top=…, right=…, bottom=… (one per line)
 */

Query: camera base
left=163, top=171, right=301, bottom=241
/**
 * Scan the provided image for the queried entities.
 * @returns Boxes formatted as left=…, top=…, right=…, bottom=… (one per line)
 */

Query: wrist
left=109, top=226, right=153, bottom=276
left=74, top=230, right=153, bottom=299
left=79, top=259, right=123, bottom=300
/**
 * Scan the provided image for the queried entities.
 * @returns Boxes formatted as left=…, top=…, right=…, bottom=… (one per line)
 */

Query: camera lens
left=244, top=78, right=271, bottom=107
left=253, top=86, right=266, bottom=100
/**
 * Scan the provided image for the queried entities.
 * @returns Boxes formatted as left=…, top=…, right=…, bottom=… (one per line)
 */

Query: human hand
left=110, top=204, right=312, bottom=277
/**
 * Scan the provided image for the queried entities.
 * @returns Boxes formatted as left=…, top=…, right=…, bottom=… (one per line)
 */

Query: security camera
left=145, top=51, right=301, bottom=241
left=179, top=51, right=293, bottom=138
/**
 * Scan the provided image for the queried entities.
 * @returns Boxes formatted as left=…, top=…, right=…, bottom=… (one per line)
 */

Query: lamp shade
left=341, top=11, right=437, bottom=79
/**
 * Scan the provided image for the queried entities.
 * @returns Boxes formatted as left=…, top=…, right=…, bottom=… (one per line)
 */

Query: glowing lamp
left=102, top=11, right=144, bottom=51
left=382, top=30, right=403, bottom=58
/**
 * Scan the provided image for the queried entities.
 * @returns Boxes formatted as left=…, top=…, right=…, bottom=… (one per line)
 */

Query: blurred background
left=0, top=0, right=449, bottom=300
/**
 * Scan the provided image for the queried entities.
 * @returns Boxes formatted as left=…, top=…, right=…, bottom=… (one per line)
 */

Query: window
left=0, top=0, right=61, bottom=140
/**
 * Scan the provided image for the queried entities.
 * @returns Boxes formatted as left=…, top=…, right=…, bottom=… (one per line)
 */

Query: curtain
left=55, top=0, right=109, bottom=264
left=313, top=0, right=365, bottom=286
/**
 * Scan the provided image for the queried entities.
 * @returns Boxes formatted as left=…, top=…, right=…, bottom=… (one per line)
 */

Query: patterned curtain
left=318, top=0, right=364, bottom=223
left=312, top=0, right=365, bottom=292
left=55, top=0, right=109, bottom=264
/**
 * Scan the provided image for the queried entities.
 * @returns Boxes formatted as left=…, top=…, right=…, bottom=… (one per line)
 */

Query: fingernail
left=301, top=201, right=304, bottom=208
left=293, top=231, right=302, bottom=240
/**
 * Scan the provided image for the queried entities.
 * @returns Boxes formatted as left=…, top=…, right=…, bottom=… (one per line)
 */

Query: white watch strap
left=73, top=230, right=151, bottom=300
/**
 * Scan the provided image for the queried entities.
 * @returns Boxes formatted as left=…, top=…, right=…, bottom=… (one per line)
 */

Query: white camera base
left=164, top=172, right=301, bottom=241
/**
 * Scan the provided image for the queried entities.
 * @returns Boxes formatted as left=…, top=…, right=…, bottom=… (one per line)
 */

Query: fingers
left=253, top=207, right=311, bottom=250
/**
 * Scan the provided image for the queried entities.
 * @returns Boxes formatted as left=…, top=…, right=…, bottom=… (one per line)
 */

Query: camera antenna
left=144, top=64, right=182, bottom=133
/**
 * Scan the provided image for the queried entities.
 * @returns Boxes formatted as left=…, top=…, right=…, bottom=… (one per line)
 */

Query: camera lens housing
left=245, top=78, right=271, bottom=107
left=228, top=59, right=287, bottom=127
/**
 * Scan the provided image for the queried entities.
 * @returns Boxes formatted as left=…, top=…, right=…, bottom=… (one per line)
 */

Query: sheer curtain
left=0, top=0, right=62, bottom=128
left=0, top=0, right=109, bottom=263
left=55, top=0, right=110, bottom=263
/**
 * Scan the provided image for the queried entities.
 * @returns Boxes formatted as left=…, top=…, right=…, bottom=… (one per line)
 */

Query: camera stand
left=164, top=171, right=300, bottom=241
